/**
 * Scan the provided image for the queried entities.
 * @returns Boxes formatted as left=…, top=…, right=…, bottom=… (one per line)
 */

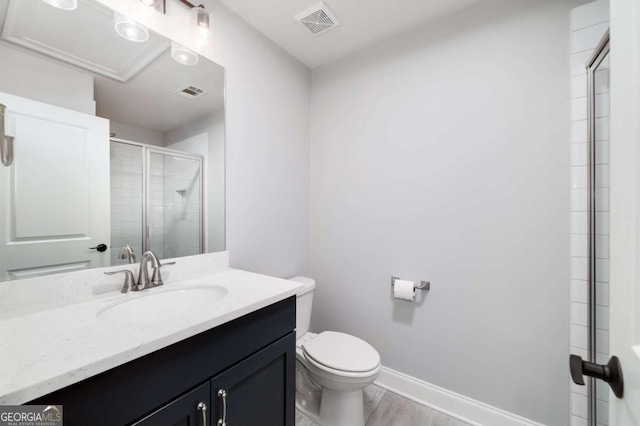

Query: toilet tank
left=288, top=276, right=315, bottom=338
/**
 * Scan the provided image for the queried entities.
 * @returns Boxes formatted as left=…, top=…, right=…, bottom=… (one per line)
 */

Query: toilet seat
left=302, top=331, right=380, bottom=374
left=304, top=351, right=381, bottom=380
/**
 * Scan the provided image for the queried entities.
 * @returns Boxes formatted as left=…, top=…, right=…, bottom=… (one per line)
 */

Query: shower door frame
left=585, top=29, right=610, bottom=426
left=111, top=137, right=206, bottom=257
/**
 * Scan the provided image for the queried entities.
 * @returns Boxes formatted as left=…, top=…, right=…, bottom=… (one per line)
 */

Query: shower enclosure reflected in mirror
left=0, top=0, right=225, bottom=281
left=587, top=31, right=610, bottom=426
left=110, top=140, right=204, bottom=266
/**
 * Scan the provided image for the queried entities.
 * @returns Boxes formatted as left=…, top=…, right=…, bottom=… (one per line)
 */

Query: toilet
left=290, top=276, right=381, bottom=426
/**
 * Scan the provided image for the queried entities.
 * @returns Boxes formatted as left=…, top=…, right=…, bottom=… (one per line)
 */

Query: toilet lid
left=302, top=331, right=380, bottom=373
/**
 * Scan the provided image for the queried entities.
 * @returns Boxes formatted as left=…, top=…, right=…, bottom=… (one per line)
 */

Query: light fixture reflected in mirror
left=114, top=11, right=149, bottom=43
left=171, top=42, right=199, bottom=65
left=41, top=0, right=77, bottom=10
left=191, top=6, right=211, bottom=39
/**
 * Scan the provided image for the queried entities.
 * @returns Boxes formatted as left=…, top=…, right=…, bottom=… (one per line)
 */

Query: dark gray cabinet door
left=209, top=333, right=295, bottom=426
left=133, top=382, right=209, bottom=426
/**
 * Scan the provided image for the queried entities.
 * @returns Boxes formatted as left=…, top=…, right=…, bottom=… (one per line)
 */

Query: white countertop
left=0, top=268, right=303, bottom=404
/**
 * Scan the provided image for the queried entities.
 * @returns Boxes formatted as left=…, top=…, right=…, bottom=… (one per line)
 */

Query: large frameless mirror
left=0, top=0, right=225, bottom=282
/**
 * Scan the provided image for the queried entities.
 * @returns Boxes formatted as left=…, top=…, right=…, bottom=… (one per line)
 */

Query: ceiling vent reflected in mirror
left=175, top=84, right=208, bottom=100
left=41, top=0, right=77, bottom=10
left=295, top=2, right=340, bottom=37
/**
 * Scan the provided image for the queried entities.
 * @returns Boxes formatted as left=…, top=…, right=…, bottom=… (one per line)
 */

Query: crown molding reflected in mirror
left=0, top=0, right=225, bottom=282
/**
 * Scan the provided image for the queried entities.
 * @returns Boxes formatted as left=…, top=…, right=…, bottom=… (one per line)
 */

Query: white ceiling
left=218, top=0, right=485, bottom=68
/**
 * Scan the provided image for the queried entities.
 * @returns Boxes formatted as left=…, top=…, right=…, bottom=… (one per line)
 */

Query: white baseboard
left=374, top=367, right=547, bottom=426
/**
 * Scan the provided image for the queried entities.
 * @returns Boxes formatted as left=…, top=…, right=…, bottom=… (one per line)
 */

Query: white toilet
left=290, top=276, right=381, bottom=426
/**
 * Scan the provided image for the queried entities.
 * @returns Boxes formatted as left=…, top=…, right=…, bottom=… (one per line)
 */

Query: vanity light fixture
left=175, top=0, right=211, bottom=42
left=41, top=0, right=77, bottom=10
left=114, top=11, right=150, bottom=43
left=171, top=42, right=199, bottom=65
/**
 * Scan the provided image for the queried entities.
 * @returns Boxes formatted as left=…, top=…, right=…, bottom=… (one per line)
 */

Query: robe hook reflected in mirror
left=0, top=104, right=14, bottom=167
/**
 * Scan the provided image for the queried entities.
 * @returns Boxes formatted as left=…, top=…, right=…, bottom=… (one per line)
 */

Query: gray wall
left=210, top=1, right=311, bottom=278
left=110, top=121, right=164, bottom=146
left=0, top=44, right=95, bottom=115
left=309, top=0, right=581, bottom=423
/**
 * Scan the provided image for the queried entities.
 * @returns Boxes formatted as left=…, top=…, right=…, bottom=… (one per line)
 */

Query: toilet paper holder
left=391, top=276, right=430, bottom=291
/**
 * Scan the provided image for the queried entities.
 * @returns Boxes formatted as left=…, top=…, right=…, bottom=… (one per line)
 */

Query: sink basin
left=97, top=286, right=228, bottom=321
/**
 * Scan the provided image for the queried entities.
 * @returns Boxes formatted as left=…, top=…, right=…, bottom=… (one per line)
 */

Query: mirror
left=0, top=0, right=225, bottom=281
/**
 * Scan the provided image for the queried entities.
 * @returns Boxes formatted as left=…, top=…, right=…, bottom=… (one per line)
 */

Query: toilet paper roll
left=393, top=279, right=415, bottom=301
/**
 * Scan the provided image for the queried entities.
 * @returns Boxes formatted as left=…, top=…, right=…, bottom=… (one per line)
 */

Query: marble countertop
left=0, top=268, right=303, bottom=404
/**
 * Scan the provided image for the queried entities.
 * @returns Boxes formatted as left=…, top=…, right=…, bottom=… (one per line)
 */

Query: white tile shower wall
left=569, top=1, right=609, bottom=425
left=110, top=142, right=143, bottom=266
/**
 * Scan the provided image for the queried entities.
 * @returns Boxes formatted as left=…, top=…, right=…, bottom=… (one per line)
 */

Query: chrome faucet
left=138, top=250, right=161, bottom=290
left=105, top=269, right=136, bottom=293
left=104, top=251, right=175, bottom=293
left=117, top=243, right=136, bottom=264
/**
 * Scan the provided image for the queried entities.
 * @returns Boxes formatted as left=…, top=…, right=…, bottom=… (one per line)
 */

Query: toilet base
left=295, top=387, right=366, bottom=426
left=319, top=388, right=365, bottom=426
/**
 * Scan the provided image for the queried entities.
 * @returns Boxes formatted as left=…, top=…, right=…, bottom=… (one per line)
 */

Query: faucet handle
left=104, top=270, right=136, bottom=293
left=151, top=262, right=176, bottom=287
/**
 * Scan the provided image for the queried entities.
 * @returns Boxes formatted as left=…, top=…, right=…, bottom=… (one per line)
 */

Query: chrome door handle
left=197, top=402, right=207, bottom=426
left=217, top=389, right=227, bottom=426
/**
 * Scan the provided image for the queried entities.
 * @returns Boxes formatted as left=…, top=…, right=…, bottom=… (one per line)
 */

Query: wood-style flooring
left=295, top=384, right=472, bottom=426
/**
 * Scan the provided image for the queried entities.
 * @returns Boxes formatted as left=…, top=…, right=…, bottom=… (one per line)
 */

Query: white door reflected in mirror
left=0, top=92, right=110, bottom=281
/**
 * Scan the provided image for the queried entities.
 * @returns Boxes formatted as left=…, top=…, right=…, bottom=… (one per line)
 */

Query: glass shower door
left=590, top=45, right=610, bottom=426
left=110, top=141, right=144, bottom=266
left=147, top=150, right=203, bottom=259
left=569, top=31, right=613, bottom=426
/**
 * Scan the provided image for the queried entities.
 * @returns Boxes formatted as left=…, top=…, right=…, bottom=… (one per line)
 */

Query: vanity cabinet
left=28, top=297, right=296, bottom=426
left=134, top=335, right=294, bottom=426
left=208, top=333, right=292, bottom=425
left=133, top=382, right=210, bottom=426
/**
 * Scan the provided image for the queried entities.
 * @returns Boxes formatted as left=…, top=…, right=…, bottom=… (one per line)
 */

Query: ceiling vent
left=175, top=84, right=208, bottom=100
left=295, top=2, right=340, bottom=37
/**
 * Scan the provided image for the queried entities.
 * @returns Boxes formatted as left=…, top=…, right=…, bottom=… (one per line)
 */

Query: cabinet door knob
left=217, top=389, right=227, bottom=426
left=197, top=402, right=207, bottom=426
